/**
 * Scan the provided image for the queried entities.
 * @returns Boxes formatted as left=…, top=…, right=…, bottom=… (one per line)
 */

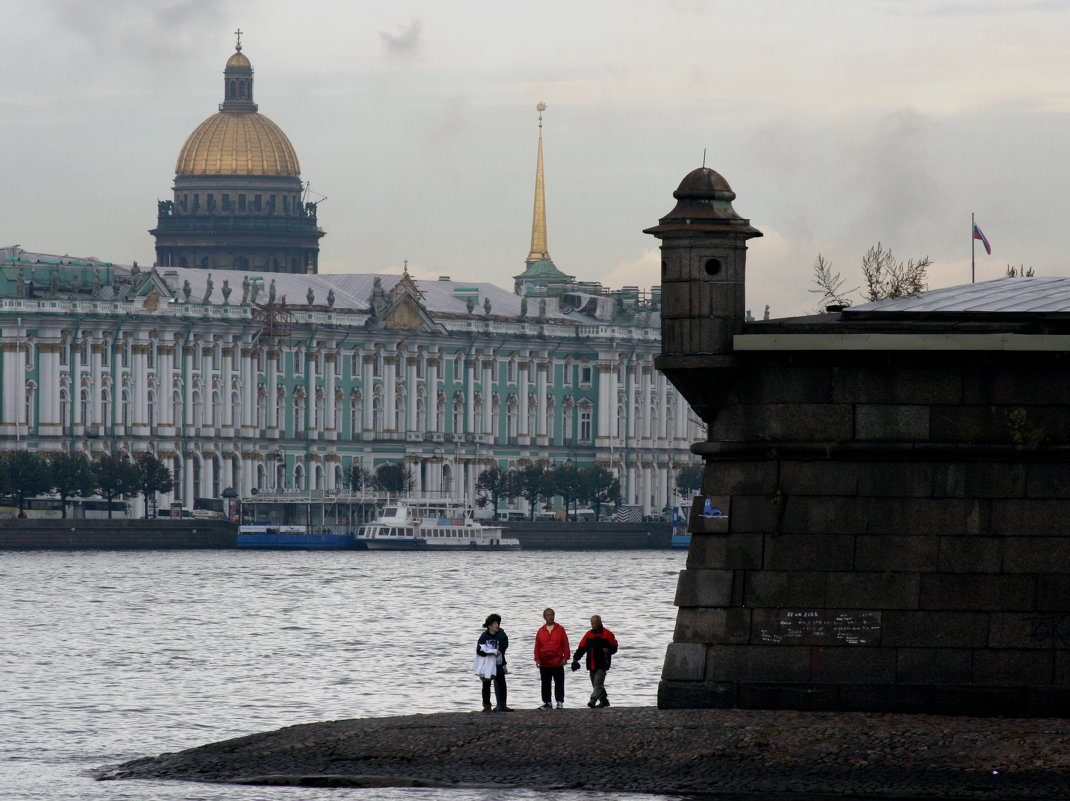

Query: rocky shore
left=100, top=707, right=1070, bottom=798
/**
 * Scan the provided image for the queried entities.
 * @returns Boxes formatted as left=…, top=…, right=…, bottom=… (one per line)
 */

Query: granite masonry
left=649, top=166, right=1070, bottom=716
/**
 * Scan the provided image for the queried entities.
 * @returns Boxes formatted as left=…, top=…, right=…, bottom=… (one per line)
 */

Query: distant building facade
left=0, top=247, right=696, bottom=516
left=150, top=38, right=324, bottom=274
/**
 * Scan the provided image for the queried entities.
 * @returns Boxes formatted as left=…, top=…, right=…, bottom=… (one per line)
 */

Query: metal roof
left=848, top=277, right=1070, bottom=315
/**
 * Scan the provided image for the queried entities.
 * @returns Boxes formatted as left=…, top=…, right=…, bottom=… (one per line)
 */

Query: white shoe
left=555, top=702, right=564, bottom=709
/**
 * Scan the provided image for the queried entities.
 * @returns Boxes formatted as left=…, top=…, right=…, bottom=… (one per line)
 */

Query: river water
left=0, top=549, right=689, bottom=801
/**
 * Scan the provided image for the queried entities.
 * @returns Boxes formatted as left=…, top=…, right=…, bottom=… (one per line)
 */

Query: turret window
left=704, top=258, right=722, bottom=276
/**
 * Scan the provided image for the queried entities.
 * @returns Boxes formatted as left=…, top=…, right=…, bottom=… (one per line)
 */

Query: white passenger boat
left=356, top=500, right=521, bottom=550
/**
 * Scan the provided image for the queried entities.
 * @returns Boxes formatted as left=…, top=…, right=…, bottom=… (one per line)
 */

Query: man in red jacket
left=533, top=607, right=570, bottom=709
left=571, top=614, right=619, bottom=708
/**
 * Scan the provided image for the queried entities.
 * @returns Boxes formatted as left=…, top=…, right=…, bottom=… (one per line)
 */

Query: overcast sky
left=5, top=0, right=1069, bottom=316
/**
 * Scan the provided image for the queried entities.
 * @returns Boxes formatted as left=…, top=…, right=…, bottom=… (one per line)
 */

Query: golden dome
left=175, top=111, right=300, bottom=177
left=226, top=50, right=251, bottom=69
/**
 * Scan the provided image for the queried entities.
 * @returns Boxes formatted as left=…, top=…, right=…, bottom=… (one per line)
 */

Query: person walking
left=473, top=614, right=511, bottom=712
left=533, top=607, right=570, bottom=709
left=571, top=615, right=618, bottom=708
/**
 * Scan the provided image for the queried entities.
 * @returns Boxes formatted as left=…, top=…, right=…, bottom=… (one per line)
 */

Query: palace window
left=579, top=405, right=593, bottom=443
left=580, top=365, right=593, bottom=387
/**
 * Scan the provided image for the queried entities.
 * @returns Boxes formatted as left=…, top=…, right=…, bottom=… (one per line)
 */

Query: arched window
left=506, top=399, right=518, bottom=442
left=579, top=402, right=593, bottom=443
left=211, top=390, right=221, bottom=427
left=350, top=390, right=360, bottom=438
left=256, top=388, right=266, bottom=430
left=256, top=463, right=266, bottom=491
left=372, top=393, right=383, bottom=435
left=416, top=393, right=426, bottom=432
left=294, top=463, right=305, bottom=490
left=120, top=389, right=130, bottom=428
left=395, top=390, right=404, bottom=432
left=100, top=388, right=111, bottom=430
left=275, top=389, right=286, bottom=431
left=231, top=390, right=241, bottom=429
left=293, top=391, right=306, bottom=433
left=173, top=388, right=184, bottom=428
left=80, top=389, right=90, bottom=426
left=314, top=464, right=324, bottom=490
left=442, top=464, right=453, bottom=496
left=435, top=392, right=445, bottom=433
left=192, top=456, right=202, bottom=499
left=452, top=395, right=463, bottom=435
left=147, top=390, right=156, bottom=429
left=191, top=390, right=202, bottom=428
left=60, top=388, right=70, bottom=432
left=24, top=382, right=36, bottom=430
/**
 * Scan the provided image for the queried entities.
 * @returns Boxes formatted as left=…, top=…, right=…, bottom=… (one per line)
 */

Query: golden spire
left=526, top=102, right=550, bottom=264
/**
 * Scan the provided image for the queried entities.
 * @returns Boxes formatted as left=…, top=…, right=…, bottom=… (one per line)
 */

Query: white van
left=497, top=511, right=527, bottom=522
left=536, top=510, right=562, bottom=521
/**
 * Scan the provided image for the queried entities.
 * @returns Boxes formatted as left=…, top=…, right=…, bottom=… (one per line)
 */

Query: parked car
left=496, top=511, right=527, bottom=522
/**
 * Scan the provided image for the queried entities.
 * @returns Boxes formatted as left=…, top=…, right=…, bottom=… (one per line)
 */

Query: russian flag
left=973, top=224, right=991, bottom=255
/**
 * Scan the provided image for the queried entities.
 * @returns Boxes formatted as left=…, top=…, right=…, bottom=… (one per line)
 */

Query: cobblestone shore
left=100, top=707, right=1070, bottom=798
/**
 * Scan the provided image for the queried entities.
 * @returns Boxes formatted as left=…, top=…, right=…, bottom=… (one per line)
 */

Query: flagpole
left=971, top=212, right=976, bottom=284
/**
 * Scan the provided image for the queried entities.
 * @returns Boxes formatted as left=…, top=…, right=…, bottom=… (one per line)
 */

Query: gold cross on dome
left=234, top=28, right=243, bottom=49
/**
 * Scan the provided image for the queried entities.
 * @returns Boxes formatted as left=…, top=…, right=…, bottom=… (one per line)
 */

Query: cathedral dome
left=175, top=111, right=300, bottom=176
left=226, top=49, right=251, bottom=69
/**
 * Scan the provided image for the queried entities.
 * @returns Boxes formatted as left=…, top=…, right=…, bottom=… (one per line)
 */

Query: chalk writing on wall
left=758, top=609, right=882, bottom=646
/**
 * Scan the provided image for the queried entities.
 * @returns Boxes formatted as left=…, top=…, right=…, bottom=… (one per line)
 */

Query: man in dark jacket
left=571, top=615, right=618, bottom=708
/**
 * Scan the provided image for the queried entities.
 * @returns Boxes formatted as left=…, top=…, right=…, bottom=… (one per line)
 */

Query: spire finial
left=234, top=28, right=243, bottom=50
left=526, top=103, right=550, bottom=264
left=703, top=148, right=707, bottom=168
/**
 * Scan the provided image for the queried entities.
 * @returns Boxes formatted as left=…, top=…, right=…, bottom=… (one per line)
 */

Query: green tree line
left=0, top=450, right=173, bottom=519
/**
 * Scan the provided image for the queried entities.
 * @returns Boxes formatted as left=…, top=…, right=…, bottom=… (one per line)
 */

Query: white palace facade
left=0, top=248, right=700, bottom=515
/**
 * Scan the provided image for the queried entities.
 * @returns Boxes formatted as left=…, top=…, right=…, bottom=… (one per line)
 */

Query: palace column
left=183, top=343, right=195, bottom=434
left=595, top=363, right=616, bottom=448
left=324, top=352, right=337, bottom=440
left=38, top=343, right=62, bottom=437
left=220, top=346, right=235, bottom=435
left=266, top=348, right=279, bottom=439
left=383, top=354, right=397, bottom=437
left=406, top=356, right=419, bottom=438
left=90, top=343, right=103, bottom=431
left=240, top=347, right=256, bottom=436
left=131, top=343, right=150, bottom=437
left=535, top=362, right=548, bottom=446
left=158, top=344, right=176, bottom=435
left=427, top=358, right=441, bottom=436
left=517, top=361, right=530, bottom=445
left=362, top=354, right=375, bottom=438
left=464, top=357, right=476, bottom=437
left=481, top=360, right=494, bottom=437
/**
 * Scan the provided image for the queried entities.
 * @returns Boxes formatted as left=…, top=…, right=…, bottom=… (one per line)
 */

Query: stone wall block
left=703, top=460, right=778, bottom=496
left=854, top=404, right=930, bottom=441
left=896, top=648, right=974, bottom=684
left=840, top=684, right=932, bottom=713
left=1025, top=463, right=1070, bottom=499
left=834, top=364, right=963, bottom=405
left=932, top=686, right=1028, bottom=717
left=661, top=642, right=708, bottom=681
left=990, top=499, right=1070, bottom=536
left=739, top=683, right=841, bottom=711
left=674, top=608, right=751, bottom=644
left=740, top=403, right=853, bottom=442
left=854, top=535, right=938, bottom=572
left=735, top=365, right=835, bottom=404
left=744, top=571, right=827, bottom=607
left=763, top=534, right=855, bottom=571
left=727, top=494, right=783, bottom=534
left=826, top=571, right=921, bottom=609
left=809, top=646, right=897, bottom=684
left=687, top=532, right=763, bottom=570
left=937, top=536, right=1003, bottom=573
left=989, top=612, right=1070, bottom=649
left=658, top=680, right=737, bottom=709
left=1003, top=537, right=1070, bottom=574
left=920, top=574, right=1035, bottom=611
left=866, top=498, right=985, bottom=536
left=674, top=569, right=735, bottom=607
left=930, top=406, right=1003, bottom=443
left=933, top=463, right=1026, bottom=499
left=705, top=644, right=812, bottom=683
left=1037, top=576, right=1070, bottom=611
left=778, top=460, right=858, bottom=496
left=881, top=611, right=989, bottom=647
left=973, top=649, right=1055, bottom=686
left=779, top=496, right=868, bottom=536
left=856, top=461, right=934, bottom=498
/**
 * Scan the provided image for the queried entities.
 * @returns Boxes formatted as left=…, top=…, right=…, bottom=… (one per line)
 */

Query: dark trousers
left=481, top=674, right=507, bottom=708
left=539, top=665, right=564, bottom=704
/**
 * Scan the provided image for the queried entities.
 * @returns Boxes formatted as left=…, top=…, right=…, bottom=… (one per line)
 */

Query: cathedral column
left=535, top=362, right=548, bottom=446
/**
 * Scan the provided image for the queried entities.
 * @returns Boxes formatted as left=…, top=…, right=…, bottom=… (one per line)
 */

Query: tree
left=675, top=464, right=704, bottom=497
left=475, top=466, right=521, bottom=515
left=374, top=462, right=414, bottom=494
left=134, top=452, right=174, bottom=518
left=861, top=242, right=930, bottom=302
left=0, top=451, right=52, bottom=515
left=93, top=452, right=139, bottom=519
left=48, top=451, right=96, bottom=518
left=517, top=463, right=550, bottom=520
left=578, top=465, right=620, bottom=521
left=342, top=464, right=372, bottom=494
left=810, top=243, right=931, bottom=307
left=809, top=253, right=854, bottom=311
left=548, top=463, right=584, bottom=519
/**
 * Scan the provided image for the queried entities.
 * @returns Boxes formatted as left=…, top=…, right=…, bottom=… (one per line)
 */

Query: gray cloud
left=380, top=19, right=423, bottom=60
